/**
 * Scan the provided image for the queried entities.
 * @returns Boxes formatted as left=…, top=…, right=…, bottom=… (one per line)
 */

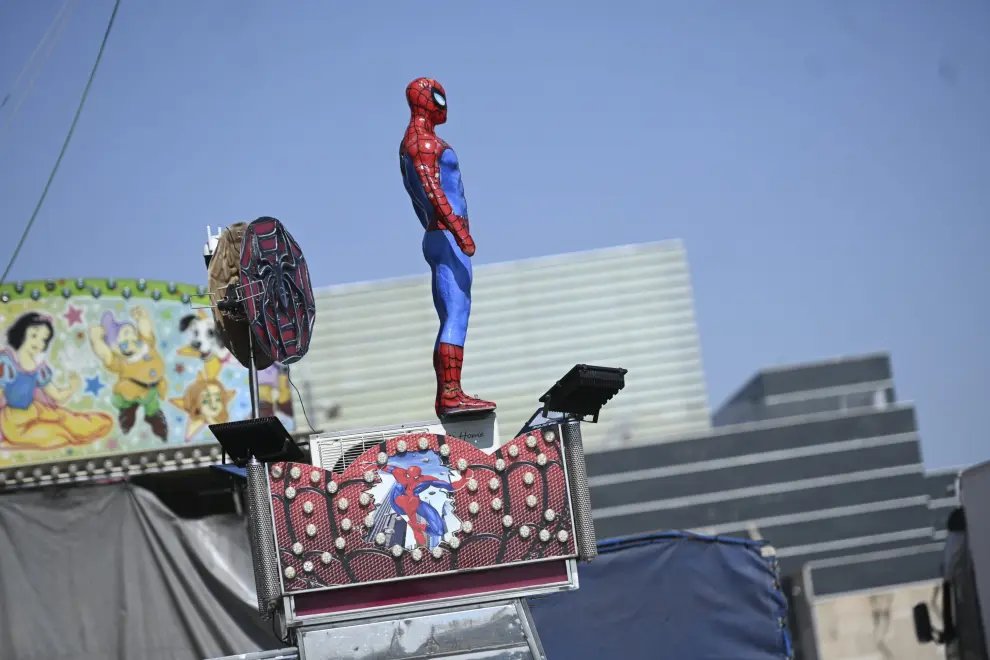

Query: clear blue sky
left=0, top=1, right=986, bottom=469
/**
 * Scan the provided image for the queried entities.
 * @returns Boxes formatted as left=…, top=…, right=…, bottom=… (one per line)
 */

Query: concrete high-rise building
left=589, top=353, right=946, bottom=581
left=586, top=352, right=960, bottom=659
left=294, top=241, right=711, bottom=451
left=711, top=352, right=897, bottom=427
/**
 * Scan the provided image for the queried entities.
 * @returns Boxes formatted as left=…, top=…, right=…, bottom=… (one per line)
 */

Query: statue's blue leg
left=422, top=230, right=492, bottom=415
left=424, top=230, right=471, bottom=349
left=429, top=260, right=447, bottom=351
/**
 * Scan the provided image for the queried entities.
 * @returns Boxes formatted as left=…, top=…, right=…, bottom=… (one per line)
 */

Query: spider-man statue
left=399, top=77, right=496, bottom=418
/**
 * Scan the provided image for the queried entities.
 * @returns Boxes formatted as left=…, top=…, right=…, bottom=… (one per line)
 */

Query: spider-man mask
left=406, top=77, right=447, bottom=126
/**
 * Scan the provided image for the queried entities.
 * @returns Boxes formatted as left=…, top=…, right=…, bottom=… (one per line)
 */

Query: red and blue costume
left=399, top=78, right=496, bottom=418
left=380, top=464, right=472, bottom=548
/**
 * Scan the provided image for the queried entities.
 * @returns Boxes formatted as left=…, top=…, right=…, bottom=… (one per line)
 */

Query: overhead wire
left=0, top=0, right=73, bottom=112
left=0, top=0, right=76, bottom=143
left=0, top=0, right=122, bottom=287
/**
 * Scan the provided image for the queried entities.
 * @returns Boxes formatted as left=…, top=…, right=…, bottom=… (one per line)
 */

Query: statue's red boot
left=433, top=343, right=496, bottom=418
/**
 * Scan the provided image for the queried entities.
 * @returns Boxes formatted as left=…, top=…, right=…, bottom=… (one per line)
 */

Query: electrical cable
left=0, top=0, right=72, bottom=111
left=271, top=615, right=291, bottom=646
left=287, top=371, right=319, bottom=434
left=0, top=0, right=122, bottom=288
left=0, top=0, right=75, bottom=143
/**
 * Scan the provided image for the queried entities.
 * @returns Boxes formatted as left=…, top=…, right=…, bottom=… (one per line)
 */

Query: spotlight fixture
left=539, top=364, right=628, bottom=423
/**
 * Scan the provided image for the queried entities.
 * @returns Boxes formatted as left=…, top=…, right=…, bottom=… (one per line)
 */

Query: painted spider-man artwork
left=238, top=217, right=316, bottom=366
left=269, top=430, right=577, bottom=593
left=399, top=77, right=495, bottom=418
left=363, top=450, right=473, bottom=550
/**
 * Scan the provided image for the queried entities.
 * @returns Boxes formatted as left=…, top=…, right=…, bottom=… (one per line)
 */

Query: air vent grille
left=313, top=427, right=431, bottom=473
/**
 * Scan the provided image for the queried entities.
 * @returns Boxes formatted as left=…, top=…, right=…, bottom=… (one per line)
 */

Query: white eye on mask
left=433, top=91, right=446, bottom=108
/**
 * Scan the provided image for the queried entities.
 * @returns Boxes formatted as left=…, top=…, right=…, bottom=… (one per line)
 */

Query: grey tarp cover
left=0, top=483, right=278, bottom=660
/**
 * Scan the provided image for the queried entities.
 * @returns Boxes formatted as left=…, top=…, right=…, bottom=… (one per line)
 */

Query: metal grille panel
left=561, top=420, right=597, bottom=561
left=247, top=458, right=281, bottom=617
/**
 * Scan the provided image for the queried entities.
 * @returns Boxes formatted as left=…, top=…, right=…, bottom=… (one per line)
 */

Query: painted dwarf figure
left=88, top=307, right=168, bottom=440
left=399, top=77, right=495, bottom=418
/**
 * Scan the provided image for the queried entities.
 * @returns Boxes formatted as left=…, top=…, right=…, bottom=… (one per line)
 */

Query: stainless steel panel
left=206, top=650, right=299, bottom=660
left=297, top=602, right=542, bottom=660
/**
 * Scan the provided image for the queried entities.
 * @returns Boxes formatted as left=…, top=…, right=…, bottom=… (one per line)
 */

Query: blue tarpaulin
left=212, top=464, right=248, bottom=479
left=528, top=532, right=793, bottom=659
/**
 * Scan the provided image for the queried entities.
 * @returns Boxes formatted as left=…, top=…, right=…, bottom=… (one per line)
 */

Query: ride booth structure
left=197, top=212, right=626, bottom=659
left=199, top=77, right=792, bottom=660
left=200, top=218, right=793, bottom=659
left=217, top=373, right=619, bottom=660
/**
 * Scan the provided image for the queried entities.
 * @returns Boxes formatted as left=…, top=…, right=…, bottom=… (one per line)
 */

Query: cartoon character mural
left=0, top=312, right=113, bottom=450
left=174, top=312, right=295, bottom=425
left=177, top=310, right=230, bottom=363
left=362, top=449, right=471, bottom=550
left=257, top=362, right=292, bottom=419
left=0, top=278, right=295, bottom=470
left=169, top=357, right=236, bottom=441
left=88, top=307, right=169, bottom=441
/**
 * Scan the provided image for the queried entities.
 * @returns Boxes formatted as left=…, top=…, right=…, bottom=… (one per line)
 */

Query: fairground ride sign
left=0, top=278, right=295, bottom=488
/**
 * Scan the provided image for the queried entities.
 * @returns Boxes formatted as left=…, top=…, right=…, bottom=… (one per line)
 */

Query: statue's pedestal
left=441, top=411, right=501, bottom=453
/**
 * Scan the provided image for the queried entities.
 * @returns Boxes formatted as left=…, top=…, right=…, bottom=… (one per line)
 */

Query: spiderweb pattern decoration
left=269, top=429, right=576, bottom=594
left=239, top=217, right=315, bottom=367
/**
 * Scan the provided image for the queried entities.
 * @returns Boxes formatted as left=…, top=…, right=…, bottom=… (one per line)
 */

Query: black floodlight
left=539, top=364, right=628, bottom=423
left=209, top=416, right=304, bottom=467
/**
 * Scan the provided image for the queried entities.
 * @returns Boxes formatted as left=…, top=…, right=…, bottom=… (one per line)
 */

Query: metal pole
left=247, top=456, right=280, bottom=618
left=561, top=417, right=598, bottom=562
left=248, top=329, right=260, bottom=419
